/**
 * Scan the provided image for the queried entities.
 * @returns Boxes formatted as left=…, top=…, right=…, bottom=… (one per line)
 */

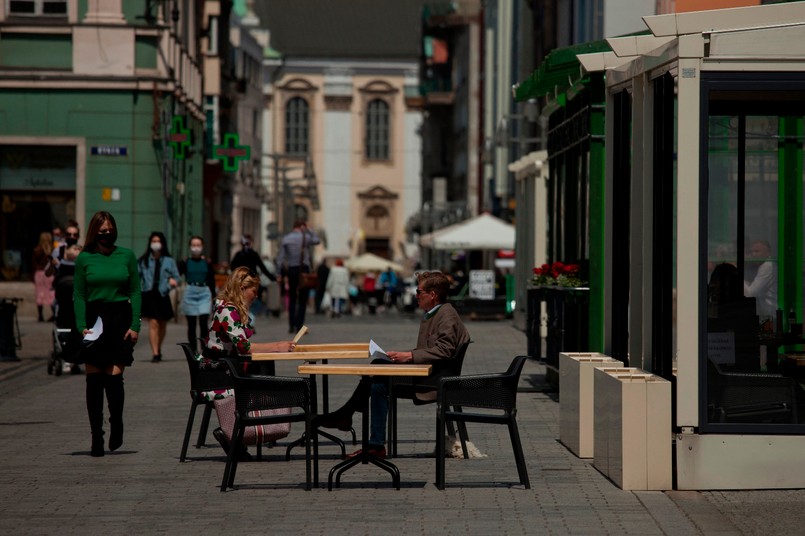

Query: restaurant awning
left=513, top=39, right=613, bottom=103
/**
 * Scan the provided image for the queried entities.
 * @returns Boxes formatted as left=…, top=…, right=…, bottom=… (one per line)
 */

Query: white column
left=675, top=52, right=702, bottom=428
left=83, top=0, right=125, bottom=24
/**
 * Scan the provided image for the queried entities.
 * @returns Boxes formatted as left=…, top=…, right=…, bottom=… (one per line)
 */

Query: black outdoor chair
left=220, top=358, right=317, bottom=491
left=179, top=342, right=233, bottom=462
left=387, top=340, right=472, bottom=458
left=435, top=355, right=530, bottom=490
left=707, top=359, right=799, bottom=424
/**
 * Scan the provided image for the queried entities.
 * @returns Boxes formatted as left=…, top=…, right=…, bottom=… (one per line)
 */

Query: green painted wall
left=135, top=35, right=159, bottom=69
left=0, top=34, right=72, bottom=69
left=0, top=89, right=203, bottom=256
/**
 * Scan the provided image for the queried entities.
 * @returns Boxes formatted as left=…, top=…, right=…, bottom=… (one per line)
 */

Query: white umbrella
left=345, top=253, right=404, bottom=273
left=425, top=213, right=515, bottom=250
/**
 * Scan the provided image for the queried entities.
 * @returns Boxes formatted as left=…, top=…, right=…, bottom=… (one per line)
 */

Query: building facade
left=256, top=1, right=423, bottom=265
left=0, top=0, right=205, bottom=303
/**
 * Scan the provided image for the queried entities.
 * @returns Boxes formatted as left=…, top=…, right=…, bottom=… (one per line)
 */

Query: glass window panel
left=705, top=106, right=803, bottom=430
left=366, top=99, right=389, bottom=160
left=285, top=97, right=309, bottom=155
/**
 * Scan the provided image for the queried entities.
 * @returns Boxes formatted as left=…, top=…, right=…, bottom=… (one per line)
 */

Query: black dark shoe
left=316, top=408, right=354, bottom=432
left=151, top=354, right=162, bottom=363
left=109, top=421, right=123, bottom=452
left=213, top=428, right=252, bottom=461
left=213, top=427, right=230, bottom=454
left=347, top=446, right=386, bottom=459
left=91, top=434, right=105, bottom=457
left=237, top=446, right=252, bottom=462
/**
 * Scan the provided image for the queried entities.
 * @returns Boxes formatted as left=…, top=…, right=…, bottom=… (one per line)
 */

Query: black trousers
left=286, top=265, right=309, bottom=332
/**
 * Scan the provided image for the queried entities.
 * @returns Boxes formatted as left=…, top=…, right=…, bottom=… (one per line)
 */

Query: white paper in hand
left=83, top=316, right=103, bottom=343
left=369, top=339, right=391, bottom=363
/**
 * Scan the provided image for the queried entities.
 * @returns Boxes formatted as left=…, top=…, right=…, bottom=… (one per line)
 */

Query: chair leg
left=228, top=425, right=246, bottom=489
left=435, top=408, right=446, bottom=490
left=221, top=424, right=244, bottom=492
left=304, top=418, right=312, bottom=491
left=181, top=402, right=198, bottom=462
left=196, top=404, right=213, bottom=448
left=507, top=414, right=530, bottom=489
left=220, top=425, right=238, bottom=492
left=388, top=393, right=397, bottom=457
left=451, top=406, right=470, bottom=459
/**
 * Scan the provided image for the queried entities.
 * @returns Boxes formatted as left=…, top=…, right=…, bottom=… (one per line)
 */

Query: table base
left=287, top=428, right=352, bottom=461
left=327, top=388, right=400, bottom=490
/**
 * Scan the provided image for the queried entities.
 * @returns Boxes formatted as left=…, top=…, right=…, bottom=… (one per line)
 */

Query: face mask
left=150, top=242, right=162, bottom=253
left=65, top=238, right=78, bottom=247
left=97, top=234, right=115, bottom=248
left=190, top=246, right=203, bottom=256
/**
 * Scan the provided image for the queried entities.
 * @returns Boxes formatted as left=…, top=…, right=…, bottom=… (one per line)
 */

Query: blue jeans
left=369, top=381, right=389, bottom=447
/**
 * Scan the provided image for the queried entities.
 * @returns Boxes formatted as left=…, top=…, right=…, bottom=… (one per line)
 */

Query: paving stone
left=0, top=312, right=800, bottom=534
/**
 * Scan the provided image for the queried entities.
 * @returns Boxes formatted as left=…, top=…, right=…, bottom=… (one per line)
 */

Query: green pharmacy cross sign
left=167, top=115, right=191, bottom=160
left=213, top=133, right=250, bottom=172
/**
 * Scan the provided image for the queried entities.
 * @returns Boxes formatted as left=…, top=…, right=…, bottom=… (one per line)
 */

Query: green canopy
left=514, top=40, right=612, bottom=102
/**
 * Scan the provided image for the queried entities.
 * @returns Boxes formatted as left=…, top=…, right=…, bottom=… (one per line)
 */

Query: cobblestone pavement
left=1, top=310, right=803, bottom=535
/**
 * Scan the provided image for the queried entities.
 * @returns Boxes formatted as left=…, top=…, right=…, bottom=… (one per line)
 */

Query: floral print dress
left=200, top=299, right=291, bottom=443
left=197, top=299, right=253, bottom=401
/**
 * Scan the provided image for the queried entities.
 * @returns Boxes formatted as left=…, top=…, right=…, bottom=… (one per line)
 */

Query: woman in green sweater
left=73, top=211, right=142, bottom=457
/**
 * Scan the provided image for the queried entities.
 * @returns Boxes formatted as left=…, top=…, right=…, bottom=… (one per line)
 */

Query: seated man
left=319, top=271, right=471, bottom=458
left=744, top=240, right=777, bottom=319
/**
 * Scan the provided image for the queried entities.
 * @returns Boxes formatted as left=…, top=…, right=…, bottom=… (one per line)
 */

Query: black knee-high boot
left=86, top=373, right=106, bottom=457
left=105, top=374, right=125, bottom=452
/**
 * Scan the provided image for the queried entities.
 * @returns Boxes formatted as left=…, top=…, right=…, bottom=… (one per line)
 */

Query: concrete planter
left=558, top=352, right=623, bottom=458
left=593, top=367, right=672, bottom=490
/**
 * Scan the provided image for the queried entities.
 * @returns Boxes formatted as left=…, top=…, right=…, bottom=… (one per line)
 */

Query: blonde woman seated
left=200, top=267, right=295, bottom=459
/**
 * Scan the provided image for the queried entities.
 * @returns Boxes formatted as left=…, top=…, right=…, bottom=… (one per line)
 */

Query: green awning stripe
left=514, top=39, right=612, bottom=102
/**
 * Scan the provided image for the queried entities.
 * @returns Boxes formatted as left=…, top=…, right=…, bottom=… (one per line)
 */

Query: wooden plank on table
left=298, top=364, right=432, bottom=376
left=251, top=350, right=369, bottom=361
left=294, top=343, right=370, bottom=352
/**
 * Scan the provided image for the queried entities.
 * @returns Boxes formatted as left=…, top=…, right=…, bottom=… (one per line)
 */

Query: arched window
left=285, top=97, right=309, bottom=155
left=365, top=99, right=390, bottom=160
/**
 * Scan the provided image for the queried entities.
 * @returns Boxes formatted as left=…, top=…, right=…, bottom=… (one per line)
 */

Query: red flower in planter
left=531, top=261, right=586, bottom=288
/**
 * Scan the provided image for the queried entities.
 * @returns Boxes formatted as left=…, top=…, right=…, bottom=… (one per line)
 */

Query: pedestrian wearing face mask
left=46, top=219, right=83, bottom=374
left=73, top=211, right=141, bottom=456
left=138, top=231, right=180, bottom=362
left=178, top=235, right=216, bottom=353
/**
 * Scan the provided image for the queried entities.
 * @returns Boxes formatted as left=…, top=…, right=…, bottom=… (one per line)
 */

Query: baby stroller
left=47, top=268, right=82, bottom=376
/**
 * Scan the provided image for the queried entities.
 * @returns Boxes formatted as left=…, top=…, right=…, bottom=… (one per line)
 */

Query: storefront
left=580, top=3, right=805, bottom=488
left=0, top=142, right=82, bottom=280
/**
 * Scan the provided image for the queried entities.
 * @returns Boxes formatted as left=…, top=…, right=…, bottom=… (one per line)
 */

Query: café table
left=253, top=343, right=369, bottom=413
left=251, top=344, right=370, bottom=461
left=297, top=363, right=432, bottom=490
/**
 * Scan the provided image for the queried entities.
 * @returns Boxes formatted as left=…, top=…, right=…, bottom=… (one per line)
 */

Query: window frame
left=284, top=96, right=310, bottom=156
left=7, top=0, right=67, bottom=17
left=365, top=98, right=391, bottom=161
left=699, top=71, right=805, bottom=435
